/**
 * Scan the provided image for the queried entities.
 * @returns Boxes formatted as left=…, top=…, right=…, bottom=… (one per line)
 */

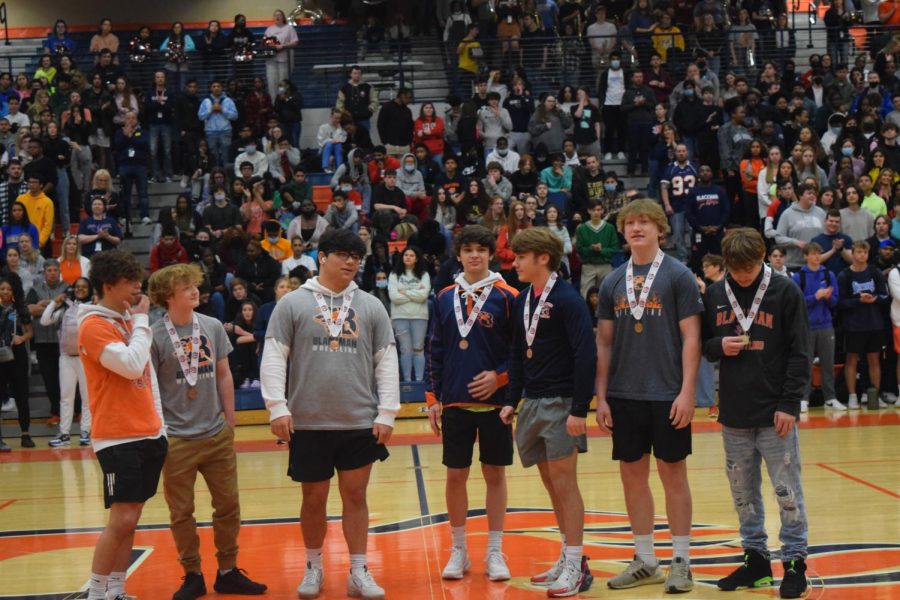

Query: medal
left=164, top=313, right=201, bottom=394
left=524, top=273, right=558, bottom=359
left=625, top=249, right=665, bottom=329
left=313, top=288, right=355, bottom=351
left=453, top=275, right=496, bottom=350
left=724, top=265, right=772, bottom=338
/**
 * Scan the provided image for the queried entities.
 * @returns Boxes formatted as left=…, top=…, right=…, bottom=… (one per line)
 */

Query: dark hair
left=89, top=250, right=146, bottom=299
left=392, top=245, right=426, bottom=278
left=160, top=224, right=178, bottom=238
left=826, top=208, right=842, bottom=219
left=318, top=228, right=366, bottom=257
left=453, top=225, right=497, bottom=256
left=7, top=201, right=31, bottom=227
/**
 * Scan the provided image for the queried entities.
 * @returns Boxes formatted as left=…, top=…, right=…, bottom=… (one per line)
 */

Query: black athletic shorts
left=288, top=429, right=389, bottom=482
left=844, top=329, right=884, bottom=354
left=96, top=436, right=169, bottom=509
left=441, top=406, right=514, bottom=469
left=608, top=398, right=691, bottom=463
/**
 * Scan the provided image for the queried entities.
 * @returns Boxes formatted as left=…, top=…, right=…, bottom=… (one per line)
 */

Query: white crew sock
left=848, top=393, right=858, bottom=403
left=106, top=571, right=125, bottom=598
left=87, top=572, right=108, bottom=600
left=487, top=530, right=503, bottom=553
left=306, top=547, right=323, bottom=569
left=634, top=534, right=657, bottom=566
left=349, top=553, right=367, bottom=576
left=564, top=545, right=582, bottom=566
left=451, top=525, right=467, bottom=549
left=672, top=535, right=691, bottom=562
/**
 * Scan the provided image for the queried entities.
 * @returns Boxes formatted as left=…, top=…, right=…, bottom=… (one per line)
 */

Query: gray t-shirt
left=266, top=286, right=395, bottom=430
left=151, top=313, right=232, bottom=439
left=597, top=256, right=704, bottom=401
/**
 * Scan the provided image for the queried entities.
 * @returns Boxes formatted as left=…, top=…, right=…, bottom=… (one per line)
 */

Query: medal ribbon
left=164, top=313, right=200, bottom=387
left=724, top=265, right=772, bottom=335
left=524, top=273, right=558, bottom=349
left=453, top=283, right=494, bottom=339
left=313, top=290, right=355, bottom=340
left=625, top=249, right=665, bottom=322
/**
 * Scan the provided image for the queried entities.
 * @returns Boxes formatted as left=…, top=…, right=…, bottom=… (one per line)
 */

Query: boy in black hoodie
left=701, top=228, right=811, bottom=599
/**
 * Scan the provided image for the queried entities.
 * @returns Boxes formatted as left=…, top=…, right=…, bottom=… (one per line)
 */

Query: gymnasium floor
left=1, top=409, right=898, bottom=599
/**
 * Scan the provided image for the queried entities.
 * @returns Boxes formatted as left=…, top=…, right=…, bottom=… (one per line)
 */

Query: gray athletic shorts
left=515, top=396, right=587, bottom=468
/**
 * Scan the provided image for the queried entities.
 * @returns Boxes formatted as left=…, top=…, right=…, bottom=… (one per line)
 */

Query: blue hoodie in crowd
left=791, top=266, right=839, bottom=330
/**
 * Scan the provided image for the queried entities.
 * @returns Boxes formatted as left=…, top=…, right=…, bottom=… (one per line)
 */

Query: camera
left=848, top=10, right=864, bottom=23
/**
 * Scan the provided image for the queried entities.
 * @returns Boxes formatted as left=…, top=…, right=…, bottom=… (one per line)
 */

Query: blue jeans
left=119, top=164, right=149, bottom=221
left=285, top=122, right=302, bottom=148
left=321, top=141, right=343, bottom=171
left=695, top=357, right=717, bottom=407
left=721, top=426, right=809, bottom=560
left=393, top=318, right=427, bottom=381
left=55, top=166, right=70, bottom=234
left=647, top=158, right=661, bottom=199
left=149, top=124, right=174, bottom=180
left=668, top=210, right=690, bottom=263
left=206, top=131, right=231, bottom=169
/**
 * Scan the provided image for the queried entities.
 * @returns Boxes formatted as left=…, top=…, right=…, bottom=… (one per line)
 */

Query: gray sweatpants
left=807, top=327, right=835, bottom=401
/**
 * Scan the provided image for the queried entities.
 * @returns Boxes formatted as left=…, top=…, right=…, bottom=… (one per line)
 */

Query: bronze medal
left=186, top=386, right=198, bottom=400
left=634, top=322, right=644, bottom=333
left=526, top=347, right=533, bottom=359
left=459, top=339, right=469, bottom=350
left=329, top=338, right=340, bottom=351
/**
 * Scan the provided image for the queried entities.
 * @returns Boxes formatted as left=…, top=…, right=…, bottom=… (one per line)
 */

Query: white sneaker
left=530, top=553, right=565, bottom=586
left=848, top=395, right=860, bottom=409
left=485, top=550, right=510, bottom=581
left=800, top=400, right=808, bottom=413
left=442, top=546, right=471, bottom=580
left=547, top=560, right=584, bottom=597
left=180, top=175, right=189, bottom=188
left=141, top=216, right=152, bottom=226
left=1, top=398, right=14, bottom=412
left=297, top=562, right=324, bottom=598
left=824, top=398, right=847, bottom=411
left=347, top=567, right=385, bottom=599
left=604, top=153, right=612, bottom=160
left=249, top=379, right=261, bottom=389
left=616, top=152, right=626, bottom=160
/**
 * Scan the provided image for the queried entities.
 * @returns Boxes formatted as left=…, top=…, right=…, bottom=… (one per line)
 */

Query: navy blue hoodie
left=686, top=182, right=730, bottom=230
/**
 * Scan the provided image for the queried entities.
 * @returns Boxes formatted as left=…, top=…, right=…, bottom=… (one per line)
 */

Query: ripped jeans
left=721, top=426, right=808, bottom=560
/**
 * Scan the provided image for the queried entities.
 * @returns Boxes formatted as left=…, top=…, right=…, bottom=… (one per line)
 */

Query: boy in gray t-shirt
left=148, top=264, right=266, bottom=599
left=262, top=229, right=400, bottom=600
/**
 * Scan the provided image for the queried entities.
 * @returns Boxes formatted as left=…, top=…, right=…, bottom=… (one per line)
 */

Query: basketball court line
left=816, top=463, right=900, bottom=500
left=0, top=500, right=16, bottom=511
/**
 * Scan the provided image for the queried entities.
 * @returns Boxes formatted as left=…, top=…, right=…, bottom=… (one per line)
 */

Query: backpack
left=58, top=302, right=81, bottom=357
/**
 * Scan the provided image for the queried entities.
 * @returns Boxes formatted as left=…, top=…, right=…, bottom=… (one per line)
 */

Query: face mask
left=870, top=81, right=880, bottom=89
left=683, top=88, right=695, bottom=97
left=610, top=60, right=621, bottom=70
left=497, top=148, right=508, bottom=156
left=246, top=146, right=257, bottom=154
left=404, top=164, right=416, bottom=173
left=277, top=86, right=285, bottom=94
left=301, top=208, right=317, bottom=217
left=830, top=126, right=842, bottom=135
left=863, top=123, right=876, bottom=134
left=604, top=183, right=617, bottom=193
left=214, top=193, right=226, bottom=203
left=267, top=236, right=279, bottom=245
left=375, top=279, right=388, bottom=289
left=340, top=185, right=352, bottom=192
left=841, top=147, right=854, bottom=157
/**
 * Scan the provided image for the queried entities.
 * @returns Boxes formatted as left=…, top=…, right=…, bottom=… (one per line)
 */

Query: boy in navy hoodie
left=791, top=242, right=842, bottom=412
left=685, top=164, right=730, bottom=274
left=425, top=225, right=519, bottom=582
left=499, top=227, right=597, bottom=597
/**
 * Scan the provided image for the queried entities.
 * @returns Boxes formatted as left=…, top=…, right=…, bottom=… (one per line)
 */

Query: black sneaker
left=172, top=571, right=206, bottom=600
left=214, top=568, right=267, bottom=595
left=779, top=558, right=808, bottom=599
left=717, top=549, right=773, bottom=591
left=579, top=555, right=594, bottom=592
left=20, top=434, right=35, bottom=449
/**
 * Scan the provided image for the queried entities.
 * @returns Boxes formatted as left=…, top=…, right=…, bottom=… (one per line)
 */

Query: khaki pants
left=580, top=262, right=612, bottom=299
left=163, top=425, right=240, bottom=573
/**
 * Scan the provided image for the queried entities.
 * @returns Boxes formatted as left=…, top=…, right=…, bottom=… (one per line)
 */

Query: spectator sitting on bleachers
left=267, top=137, right=300, bottom=185
left=203, top=184, right=242, bottom=239
left=233, top=138, right=268, bottom=179
left=43, top=19, right=75, bottom=56
left=285, top=198, right=328, bottom=251
left=235, top=240, right=281, bottom=304
left=317, top=108, right=347, bottom=174
left=261, top=219, right=291, bottom=262
left=368, top=145, right=401, bottom=187
left=397, top=153, right=429, bottom=222
left=281, top=236, right=318, bottom=276
left=281, top=168, right=312, bottom=211
left=324, top=190, right=359, bottom=232
left=149, top=225, right=189, bottom=273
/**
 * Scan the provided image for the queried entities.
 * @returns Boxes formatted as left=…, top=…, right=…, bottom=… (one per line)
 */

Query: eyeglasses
left=330, top=251, right=362, bottom=264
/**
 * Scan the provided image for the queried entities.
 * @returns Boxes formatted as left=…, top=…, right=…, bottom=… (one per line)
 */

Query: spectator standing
left=587, top=6, right=618, bottom=77
left=503, top=78, right=534, bottom=154
left=243, top=77, right=274, bottom=139
left=455, top=25, right=481, bottom=98
left=273, top=80, right=303, bottom=148
left=337, top=66, right=379, bottom=131
left=389, top=247, right=431, bottom=381
left=197, top=20, right=229, bottom=82
left=528, top=94, right=573, bottom=156
left=89, top=18, right=120, bottom=62
left=685, top=165, right=730, bottom=273
left=660, top=144, right=699, bottom=264
left=228, top=14, right=255, bottom=85
left=622, top=71, right=656, bottom=177
left=576, top=199, right=619, bottom=298
left=0, top=159, right=26, bottom=225
left=264, top=10, right=299, bottom=99
left=0, top=277, right=33, bottom=448
left=78, top=197, right=122, bottom=258
left=161, top=22, right=195, bottom=92
left=414, top=102, right=446, bottom=165
left=114, top=111, right=151, bottom=228
left=840, top=184, right=875, bottom=241
left=26, top=259, right=67, bottom=423
left=198, top=80, right=239, bottom=169
left=146, top=71, right=175, bottom=184
left=57, top=235, right=91, bottom=285
left=776, top=183, right=827, bottom=269
left=17, top=175, right=54, bottom=250
left=377, top=88, right=414, bottom=157
left=598, top=51, right=627, bottom=160
left=718, top=104, right=754, bottom=220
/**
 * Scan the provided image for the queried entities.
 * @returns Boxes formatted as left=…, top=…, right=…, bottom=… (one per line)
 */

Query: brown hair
left=615, top=198, right=670, bottom=235
left=147, top=263, right=203, bottom=309
left=510, top=227, right=564, bottom=271
left=721, top=228, right=767, bottom=271
left=803, top=241, right=824, bottom=255
left=852, top=239, right=870, bottom=252
left=701, top=254, right=726, bottom=270
left=89, top=250, right=146, bottom=299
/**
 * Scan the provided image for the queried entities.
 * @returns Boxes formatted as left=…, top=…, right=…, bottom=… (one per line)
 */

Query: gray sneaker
left=607, top=556, right=666, bottom=589
left=665, top=557, right=694, bottom=593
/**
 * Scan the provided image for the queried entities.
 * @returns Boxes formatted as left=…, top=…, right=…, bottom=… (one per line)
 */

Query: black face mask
left=300, top=208, right=317, bottom=218
left=870, top=81, right=880, bottom=89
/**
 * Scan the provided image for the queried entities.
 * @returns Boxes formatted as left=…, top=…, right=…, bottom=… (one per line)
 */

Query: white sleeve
left=98, top=314, right=154, bottom=380
left=261, top=336, right=292, bottom=422
left=757, top=176, right=772, bottom=218
left=889, top=268, right=900, bottom=300
left=40, top=300, right=62, bottom=326
left=149, top=361, right=166, bottom=434
left=373, top=345, right=400, bottom=428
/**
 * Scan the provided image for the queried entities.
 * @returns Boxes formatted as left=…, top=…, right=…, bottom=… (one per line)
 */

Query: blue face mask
left=683, top=88, right=695, bottom=97
left=841, top=147, right=854, bottom=157
left=610, top=60, right=621, bottom=70
left=604, top=183, right=617, bottom=193
left=375, top=279, right=388, bottom=289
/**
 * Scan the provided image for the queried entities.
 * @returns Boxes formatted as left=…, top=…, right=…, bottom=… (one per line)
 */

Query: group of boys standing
left=76, top=198, right=812, bottom=599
